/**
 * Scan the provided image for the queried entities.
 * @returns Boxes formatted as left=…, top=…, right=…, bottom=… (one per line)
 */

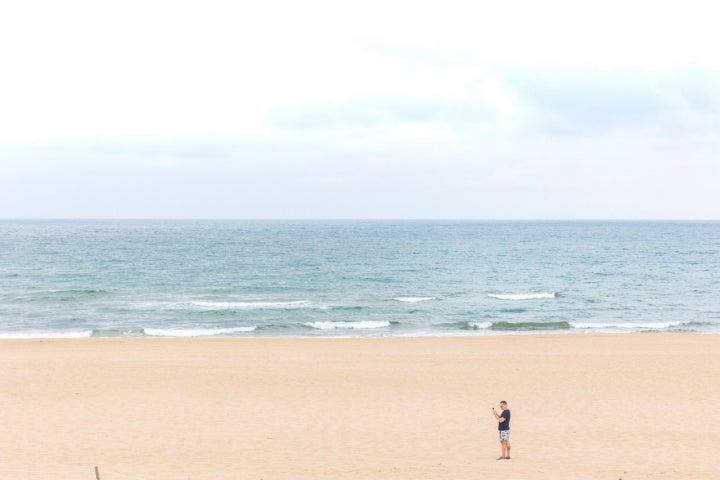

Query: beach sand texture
left=1, top=335, right=718, bottom=479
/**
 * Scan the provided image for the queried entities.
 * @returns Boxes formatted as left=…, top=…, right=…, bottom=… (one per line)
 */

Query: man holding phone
left=492, top=400, right=511, bottom=460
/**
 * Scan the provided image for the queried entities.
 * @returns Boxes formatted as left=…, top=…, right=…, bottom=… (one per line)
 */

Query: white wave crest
left=469, top=321, right=492, bottom=330
left=394, top=297, right=436, bottom=303
left=0, top=331, right=93, bottom=339
left=572, top=320, right=687, bottom=330
left=304, top=321, right=390, bottom=330
left=191, top=300, right=311, bottom=310
left=488, top=293, right=556, bottom=300
left=144, top=326, right=257, bottom=337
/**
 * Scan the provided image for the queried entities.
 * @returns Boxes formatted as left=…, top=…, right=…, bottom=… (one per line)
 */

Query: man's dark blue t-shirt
left=498, top=409, right=511, bottom=431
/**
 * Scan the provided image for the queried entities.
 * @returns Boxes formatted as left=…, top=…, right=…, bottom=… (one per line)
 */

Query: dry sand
left=1, top=334, right=718, bottom=480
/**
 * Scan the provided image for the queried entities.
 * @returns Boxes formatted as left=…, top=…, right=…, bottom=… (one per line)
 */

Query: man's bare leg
left=501, top=441, right=511, bottom=459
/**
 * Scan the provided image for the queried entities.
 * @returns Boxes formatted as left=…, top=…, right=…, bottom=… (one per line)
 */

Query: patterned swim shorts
left=498, top=430, right=510, bottom=442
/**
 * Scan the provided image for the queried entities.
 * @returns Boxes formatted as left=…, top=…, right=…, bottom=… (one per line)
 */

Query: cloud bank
left=1, top=1, right=719, bottom=218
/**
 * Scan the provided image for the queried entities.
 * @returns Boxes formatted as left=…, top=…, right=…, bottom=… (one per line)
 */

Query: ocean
left=1, top=220, right=719, bottom=338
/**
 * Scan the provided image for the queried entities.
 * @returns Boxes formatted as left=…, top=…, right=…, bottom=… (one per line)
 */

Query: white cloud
left=3, top=0, right=719, bottom=141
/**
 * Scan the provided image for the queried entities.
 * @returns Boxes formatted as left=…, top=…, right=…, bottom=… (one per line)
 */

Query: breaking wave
left=394, top=297, right=436, bottom=303
left=491, top=321, right=571, bottom=330
left=303, top=321, right=391, bottom=330
left=572, top=320, right=696, bottom=330
left=190, top=300, right=314, bottom=310
left=144, top=326, right=257, bottom=337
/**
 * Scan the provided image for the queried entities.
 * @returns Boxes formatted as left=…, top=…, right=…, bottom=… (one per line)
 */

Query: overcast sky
left=1, top=0, right=718, bottom=219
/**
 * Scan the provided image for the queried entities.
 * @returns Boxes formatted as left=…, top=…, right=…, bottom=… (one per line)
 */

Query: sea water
left=1, top=220, right=719, bottom=338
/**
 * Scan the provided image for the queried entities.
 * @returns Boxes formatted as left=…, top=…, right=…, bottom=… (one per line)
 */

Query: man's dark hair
left=500, top=400, right=507, bottom=405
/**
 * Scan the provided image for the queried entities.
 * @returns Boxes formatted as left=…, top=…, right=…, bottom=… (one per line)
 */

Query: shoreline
left=1, top=328, right=718, bottom=341
left=2, top=334, right=718, bottom=479
left=2, top=330, right=718, bottom=345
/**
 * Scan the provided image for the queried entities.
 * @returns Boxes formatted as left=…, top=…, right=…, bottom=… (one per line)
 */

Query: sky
left=1, top=0, right=719, bottom=219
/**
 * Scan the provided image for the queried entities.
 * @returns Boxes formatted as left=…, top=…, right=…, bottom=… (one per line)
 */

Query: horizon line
left=1, top=217, right=718, bottom=222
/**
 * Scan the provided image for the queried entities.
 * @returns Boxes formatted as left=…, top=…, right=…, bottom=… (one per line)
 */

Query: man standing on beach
left=492, top=401, right=511, bottom=460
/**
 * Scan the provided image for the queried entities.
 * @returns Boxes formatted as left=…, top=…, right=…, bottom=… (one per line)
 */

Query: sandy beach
left=1, top=334, right=718, bottom=479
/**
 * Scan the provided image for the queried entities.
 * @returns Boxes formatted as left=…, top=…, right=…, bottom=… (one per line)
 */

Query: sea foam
left=144, top=326, right=257, bottom=337
left=191, top=300, right=312, bottom=310
left=394, top=297, right=436, bottom=303
left=304, top=321, right=390, bottom=330
left=571, top=320, right=688, bottom=330
left=468, top=321, right=493, bottom=330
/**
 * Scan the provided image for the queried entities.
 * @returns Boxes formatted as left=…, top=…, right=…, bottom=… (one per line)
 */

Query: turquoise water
left=1, top=220, right=719, bottom=338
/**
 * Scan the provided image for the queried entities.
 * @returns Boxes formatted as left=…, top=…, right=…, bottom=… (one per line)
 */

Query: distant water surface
left=1, top=220, right=719, bottom=338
